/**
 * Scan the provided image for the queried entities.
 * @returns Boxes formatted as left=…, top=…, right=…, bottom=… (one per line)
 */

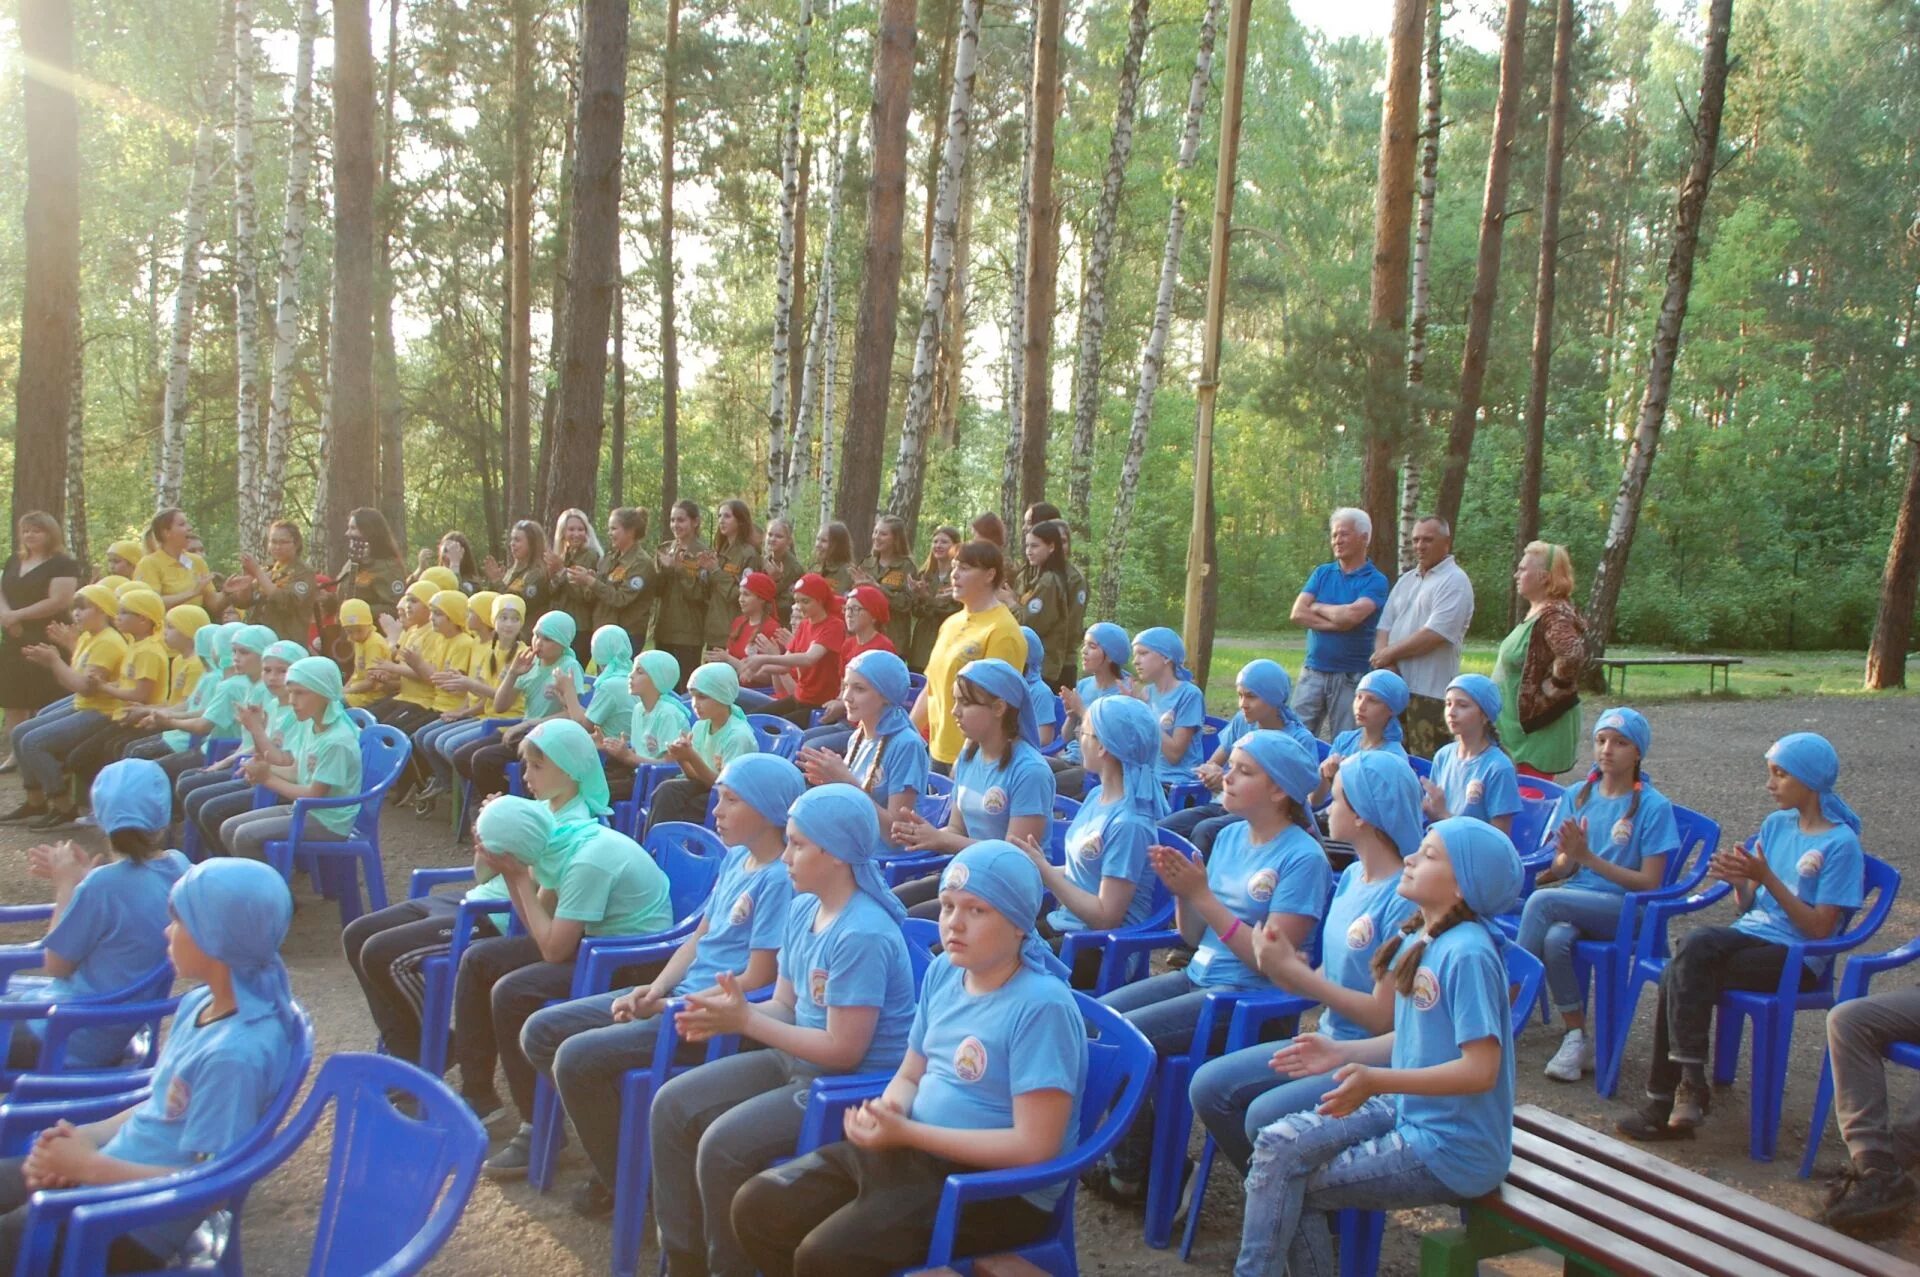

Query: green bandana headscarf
left=527, top=718, right=612, bottom=817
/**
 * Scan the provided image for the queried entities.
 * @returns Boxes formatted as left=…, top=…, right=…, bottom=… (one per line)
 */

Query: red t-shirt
left=791, top=615, right=849, bottom=706
left=842, top=631, right=897, bottom=664
left=728, top=613, right=782, bottom=660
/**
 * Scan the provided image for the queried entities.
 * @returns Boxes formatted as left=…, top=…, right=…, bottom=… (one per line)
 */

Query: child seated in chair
left=0, top=858, right=301, bottom=1272
left=216, top=657, right=363, bottom=863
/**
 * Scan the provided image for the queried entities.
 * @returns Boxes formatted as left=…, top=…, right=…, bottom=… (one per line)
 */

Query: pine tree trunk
left=1867, top=422, right=1920, bottom=689
left=1433, top=0, right=1530, bottom=535
left=1018, top=0, right=1065, bottom=509
left=1511, top=0, right=1575, bottom=623
left=887, top=0, right=983, bottom=540
left=765, top=0, right=816, bottom=519
left=834, top=0, right=919, bottom=558
left=64, top=304, right=86, bottom=566
left=659, top=0, right=680, bottom=511
left=1399, top=0, right=1442, bottom=574
left=1584, top=0, right=1733, bottom=655
left=309, top=251, right=333, bottom=569
left=374, top=0, right=406, bottom=550
left=610, top=278, right=626, bottom=508
left=232, top=0, right=265, bottom=550
left=537, top=44, right=579, bottom=524
left=263, top=0, right=319, bottom=529
left=1067, top=0, right=1151, bottom=541
left=507, top=0, right=535, bottom=521
left=1361, top=0, right=1425, bottom=574
left=788, top=128, right=854, bottom=508
left=329, top=0, right=380, bottom=567
left=540, top=0, right=629, bottom=519
left=157, top=123, right=219, bottom=511
left=1097, top=0, right=1222, bottom=619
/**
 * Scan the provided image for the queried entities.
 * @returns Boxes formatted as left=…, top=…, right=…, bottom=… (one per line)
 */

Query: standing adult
left=1288, top=508, right=1390, bottom=740
left=133, top=509, right=218, bottom=612
left=547, top=507, right=605, bottom=667
left=760, top=518, right=805, bottom=621
left=574, top=507, right=655, bottom=651
left=912, top=540, right=1028, bottom=775
left=652, top=499, right=712, bottom=687
left=699, top=500, right=765, bottom=658
left=226, top=520, right=317, bottom=645
left=1373, top=515, right=1476, bottom=758
left=332, top=506, right=411, bottom=621
left=0, top=512, right=83, bottom=764
left=1495, top=541, right=1589, bottom=779
left=485, top=519, right=554, bottom=623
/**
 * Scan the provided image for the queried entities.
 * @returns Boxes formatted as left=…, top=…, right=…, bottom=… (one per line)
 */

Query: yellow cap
left=420, top=566, right=460, bottom=593
left=119, top=589, right=167, bottom=629
left=338, top=598, right=374, bottom=628
left=430, top=590, right=470, bottom=629
left=107, top=540, right=145, bottom=566
left=165, top=604, right=211, bottom=637
left=406, top=580, right=438, bottom=608
left=77, top=583, right=120, bottom=617
left=96, top=574, right=129, bottom=592
left=467, top=590, right=500, bottom=628
left=492, top=594, right=526, bottom=620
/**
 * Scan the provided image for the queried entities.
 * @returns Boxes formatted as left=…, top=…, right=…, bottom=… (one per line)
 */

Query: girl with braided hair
left=798, top=649, right=931, bottom=857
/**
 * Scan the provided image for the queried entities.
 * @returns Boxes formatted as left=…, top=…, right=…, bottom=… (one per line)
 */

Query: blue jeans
left=1162, top=801, right=1223, bottom=839
left=1235, top=1097, right=1457, bottom=1277
left=799, top=724, right=852, bottom=754
left=1514, top=886, right=1627, bottom=1015
left=416, top=718, right=485, bottom=790
left=12, top=703, right=107, bottom=797
left=1290, top=669, right=1361, bottom=742
left=1190, top=1040, right=1337, bottom=1172
left=1099, top=969, right=1209, bottom=1178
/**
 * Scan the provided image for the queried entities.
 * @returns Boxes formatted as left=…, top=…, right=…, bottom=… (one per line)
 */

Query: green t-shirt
left=586, top=678, right=637, bottom=738
left=628, top=696, right=695, bottom=760
left=555, top=827, right=675, bottom=936
left=296, top=716, right=363, bottom=836
left=1493, top=616, right=1581, bottom=776
left=692, top=715, right=759, bottom=771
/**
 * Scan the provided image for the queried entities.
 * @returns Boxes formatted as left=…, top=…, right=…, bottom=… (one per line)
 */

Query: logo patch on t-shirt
left=1797, top=849, right=1825, bottom=879
left=1026, top=598, right=1043, bottom=615
left=1466, top=779, right=1485, bottom=804
left=1345, top=914, right=1375, bottom=950
left=954, top=1035, right=989, bottom=1083
left=164, top=1074, right=191, bottom=1121
left=983, top=786, right=1008, bottom=816
left=1412, top=967, right=1441, bottom=1011
left=729, top=892, right=753, bottom=926
left=1159, top=710, right=1175, bottom=731
left=809, top=968, right=829, bottom=1007
left=942, top=862, right=971, bottom=892
left=1075, top=832, right=1103, bottom=863
left=1611, top=818, right=1634, bottom=845
left=1247, top=867, right=1278, bottom=904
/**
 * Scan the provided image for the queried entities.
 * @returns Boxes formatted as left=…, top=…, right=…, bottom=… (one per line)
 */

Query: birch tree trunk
left=1001, top=19, right=1035, bottom=528
left=309, top=257, right=334, bottom=570
left=1584, top=0, right=1733, bottom=654
left=1018, top=0, right=1065, bottom=509
left=934, top=168, right=972, bottom=447
left=886, top=0, right=983, bottom=538
left=232, top=0, right=266, bottom=550
left=1432, top=0, right=1529, bottom=534
left=1096, top=0, right=1221, bottom=619
left=765, top=0, right=816, bottom=520
left=788, top=127, right=855, bottom=506
left=818, top=298, right=840, bottom=534
left=157, top=123, right=219, bottom=510
left=1399, top=0, right=1443, bottom=574
left=1066, top=0, right=1151, bottom=540
left=262, top=0, right=319, bottom=526
left=506, top=0, right=535, bottom=520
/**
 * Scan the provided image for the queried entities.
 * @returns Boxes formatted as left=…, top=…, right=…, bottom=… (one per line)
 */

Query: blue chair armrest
left=0, top=1089, right=149, bottom=1156
left=795, top=1073, right=892, bottom=1154
left=0, top=904, right=54, bottom=927
left=37, top=996, right=181, bottom=1074
left=1634, top=881, right=1731, bottom=965
left=409, top=867, right=477, bottom=898
left=1839, top=936, right=1920, bottom=1001
left=574, top=935, right=689, bottom=995
left=1223, top=990, right=1318, bottom=1052
left=0, top=946, right=48, bottom=987
left=283, top=789, right=369, bottom=845
left=9, top=1070, right=154, bottom=1102
left=43, top=1154, right=260, bottom=1277
left=447, top=899, right=517, bottom=968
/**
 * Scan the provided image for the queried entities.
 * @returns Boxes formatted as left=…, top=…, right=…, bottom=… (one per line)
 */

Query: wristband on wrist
left=1222, top=918, right=1243, bottom=943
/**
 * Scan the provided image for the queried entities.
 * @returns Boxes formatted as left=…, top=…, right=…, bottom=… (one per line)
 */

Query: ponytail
left=1575, top=765, right=1644, bottom=826
left=1370, top=898, right=1476, bottom=996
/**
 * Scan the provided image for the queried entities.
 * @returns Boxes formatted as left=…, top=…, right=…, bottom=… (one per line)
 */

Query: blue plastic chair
left=259, top=724, right=412, bottom=925
left=749, top=714, right=804, bottom=760
left=404, top=866, right=527, bottom=1078
left=788, top=992, right=1153, bottom=1276
left=1516, top=774, right=1565, bottom=804
left=1798, top=933, right=1920, bottom=1177
left=903, top=671, right=927, bottom=709
left=0, top=902, right=176, bottom=1091
left=1611, top=852, right=1899, bottom=1160
left=1039, top=696, right=1071, bottom=758
left=45, top=1053, right=483, bottom=1277
left=611, top=762, right=682, bottom=838
left=1052, top=830, right=1194, bottom=997
left=1405, top=752, right=1431, bottom=779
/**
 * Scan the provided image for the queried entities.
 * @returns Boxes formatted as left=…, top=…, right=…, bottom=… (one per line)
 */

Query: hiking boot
left=1821, top=1164, right=1919, bottom=1236
left=1616, top=1099, right=1693, bottom=1142
left=571, top=1175, right=616, bottom=1219
left=1543, top=1029, right=1594, bottom=1082
left=1668, top=1080, right=1710, bottom=1130
left=482, top=1124, right=534, bottom=1179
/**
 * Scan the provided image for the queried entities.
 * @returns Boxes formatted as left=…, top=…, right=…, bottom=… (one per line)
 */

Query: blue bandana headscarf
left=1019, top=627, right=1045, bottom=680
left=1337, top=750, right=1426, bottom=859
left=847, top=649, right=918, bottom=742
left=1355, top=669, right=1408, bottom=744
left=1086, top=622, right=1131, bottom=676
left=939, top=842, right=1071, bottom=979
left=688, top=661, right=748, bottom=727
left=1236, top=659, right=1307, bottom=733
left=1593, top=706, right=1651, bottom=760
left=170, top=859, right=296, bottom=1030
left=1765, top=733, right=1861, bottom=835
left=1235, top=730, right=1319, bottom=810
left=1086, top=695, right=1170, bottom=819
left=1432, top=818, right=1522, bottom=947
left=527, top=718, right=612, bottom=817
left=286, top=655, right=354, bottom=732
left=789, top=783, right=908, bottom=924
left=957, top=658, right=1039, bottom=749
left=1133, top=626, right=1192, bottom=682
left=1446, top=673, right=1503, bottom=726
left=264, top=640, right=306, bottom=667
left=92, top=758, right=172, bottom=834
left=475, top=793, right=569, bottom=885
left=716, top=753, right=806, bottom=829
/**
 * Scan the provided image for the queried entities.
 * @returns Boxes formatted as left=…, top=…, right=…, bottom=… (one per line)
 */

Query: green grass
left=1198, top=633, right=1908, bottom=715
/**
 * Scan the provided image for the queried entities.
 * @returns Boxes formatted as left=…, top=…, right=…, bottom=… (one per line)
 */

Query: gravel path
left=1, top=693, right=1915, bottom=1274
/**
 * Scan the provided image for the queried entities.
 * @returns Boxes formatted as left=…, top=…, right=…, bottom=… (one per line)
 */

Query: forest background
left=2, top=0, right=1916, bottom=666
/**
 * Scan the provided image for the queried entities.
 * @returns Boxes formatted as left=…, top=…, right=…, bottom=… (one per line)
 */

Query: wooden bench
left=1419, top=1106, right=1915, bottom=1276
left=1597, top=655, right=1742, bottom=695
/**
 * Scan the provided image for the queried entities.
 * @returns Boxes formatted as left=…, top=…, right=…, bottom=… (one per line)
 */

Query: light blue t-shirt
left=848, top=728, right=932, bottom=854
left=1329, top=729, right=1408, bottom=761
left=951, top=741, right=1055, bottom=844
left=1317, top=861, right=1417, bottom=1041
left=1731, top=809, right=1865, bottom=972
left=1062, top=677, right=1126, bottom=764
left=779, top=892, right=917, bottom=1074
left=31, top=852, right=191, bottom=1066
left=908, top=958, right=1085, bottom=1208
left=1431, top=742, right=1522, bottom=822
left=1391, top=922, right=1514, bottom=1198
left=1144, top=681, right=1207, bottom=786
left=677, top=846, right=794, bottom=995
left=1219, top=712, right=1319, bottom=769
left=1188, top=823, right=1331, bottom=990
left=1028, top=676, right=1060, bottom=743
left=1046, top=792, right=1156, bottom=934
left=1550, top=781, right=1680, bottom=895
left=102, top=986, right=295, bottom=1169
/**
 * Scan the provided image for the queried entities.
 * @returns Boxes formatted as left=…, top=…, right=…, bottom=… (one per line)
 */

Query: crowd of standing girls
left=0, top=493, right=1895, bottom=1271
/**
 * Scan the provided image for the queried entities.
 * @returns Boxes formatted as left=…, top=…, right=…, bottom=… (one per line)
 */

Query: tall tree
left=374, top=0, right=406, bottom=549
left=262, top=0, right=320, bottom=528
left=1018, top=0, right=1065, bottom=509
left=1097, top=0, right=1221, bottom=618
left=887, top=0, right=983, bottom=538
left=1511, top=0, right=1576, bottom=621
left=1399, top=0, right=1443, bottom=573
left=1000, top=18, right=1035, bottom=527
left=1868, top=417, right=1920, bottom=689
left=329, top=0, right=381, bottom=567
left=1360, top=0, right=1426, bottom=573
left=833, top=0, right=919, bottom=557
left=156, top=122, right=220, bottom=510
left=765, top=0, right=815, bottom=520
left=1066, top=0, right=1151, bottom=540
left=787, top=128, right=855, bottom=506
left=540, top=0, right=630, bottom=519
left=1583, top=0, right=1733, bottom=652
left=64, top=306, right=86, bottom=565
left=1432, top=0, right=1530, bottom=534
left=659, top=0, right=680, bottom=511
left=506, top=0, right=535, bottom=522
left=610, top=279, right=626, bottom=507
left=232, top=0, right=266, bottom=549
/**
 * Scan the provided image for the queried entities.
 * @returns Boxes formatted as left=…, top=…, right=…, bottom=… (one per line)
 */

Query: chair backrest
left=353, top=726, right=413, bottom=839
left=1198, top=715, right=1228, bottom=763
left=900, top=916, right=941, bottom=986
left=1508, top=795, right=1557, bottom=860
left=1517, top=775, right=1565, bottom=804
left=749, top=714, right=804, bottom=760
left=1052, top=795, right=1081, bottom=821
left=1503, top=943, right=1545, bottom=1038
left=1840, top=855, right=1901, bottom=948
left=643, top=822, right=729, bottom=923
left=1314, top=738, right=1333, bottom=764
left=1070, top=993, right=1156, bottom=1159
left=346, top=708, right=375, bottom=731
left=1668, top=805, right=1721, bottom=888
left=1405, top=753, right=1432, bottom=779
left=924, top=772, right=953, bottom=798
left=904, top=672, right=927, bottom=708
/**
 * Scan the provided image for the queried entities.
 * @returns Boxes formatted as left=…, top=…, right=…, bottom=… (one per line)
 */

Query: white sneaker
left=1544, top=1029, right=1593, bottom=1082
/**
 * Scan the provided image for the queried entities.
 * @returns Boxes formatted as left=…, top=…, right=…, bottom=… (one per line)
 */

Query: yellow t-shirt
left=397, top=629, right=444, bottom=708
left=133, top=551, right=212, bottom=604
left=346, top=632, right=393, bottom=708
left=922, top=604, right=1029, bottom=764
left=432, top=633, right=477, bottom=712
left=471, top=641, right=525, bottom=716
left=112, top=635, right=170, bottom=720
left=71, top=627, right=130, bottom=716
left=168, top=654, right=204, bottom=707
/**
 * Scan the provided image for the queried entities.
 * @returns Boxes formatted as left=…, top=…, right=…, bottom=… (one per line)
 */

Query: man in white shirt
left=1373, top=516, right=1474, bottom=757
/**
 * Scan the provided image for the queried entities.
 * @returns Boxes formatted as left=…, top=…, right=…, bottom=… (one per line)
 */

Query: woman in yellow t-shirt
left=132, top=508, right=219, bottom=612
left=913, top=539, right=1028, bottom=771
left=2, top=584, right=136, bottom=827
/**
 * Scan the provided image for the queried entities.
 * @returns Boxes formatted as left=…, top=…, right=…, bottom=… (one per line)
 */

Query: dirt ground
left=2, top=693, right=1917, bottom=1275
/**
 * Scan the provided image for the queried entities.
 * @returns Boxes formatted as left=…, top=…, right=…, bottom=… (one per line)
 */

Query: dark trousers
left=0, top=1154, right=166, bottom=1272
left=646, top=776, right=712, bottom=831
left=462, top=742, right=518, bottom=803
left=67, top=723, right=159, bottom=791
left=452, top=934, right=575, bottom=1119
left=1648, top=925, right=1815, bottom=1095
left=661, top=646, right=702, bottom=692
left=1048, top=763, right=1087, bottom=800
left=733, top=1142, right=1052, bottom=1277
left=750, top=696, right=816, bottom=728
left=343, top=896, right=498, bottom=1064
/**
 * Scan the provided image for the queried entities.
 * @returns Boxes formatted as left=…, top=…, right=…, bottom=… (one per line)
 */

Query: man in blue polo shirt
left=1287, top=507, right=1390, bottom=740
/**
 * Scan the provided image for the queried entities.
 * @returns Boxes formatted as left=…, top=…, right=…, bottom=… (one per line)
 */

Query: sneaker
left=1821, top=1164, right=1919, bottom=1235
left=482, top=1124, right=534, bottom=1179
left=412, top=792, right=438, bottom=818
left=0, top=801, right=46, bottom=823
left=465, top=1092, right=510, bottom=1127
left=1543, top=1029, right=1594, bottom=1082
left=27, top=808, right=75, bottom=831
left=571, top=1175, right=616, bottom=1220
left=1616, top=1100, right=1693, bottom=1142
left=1668, top=1081, right=1710, bottom=1130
